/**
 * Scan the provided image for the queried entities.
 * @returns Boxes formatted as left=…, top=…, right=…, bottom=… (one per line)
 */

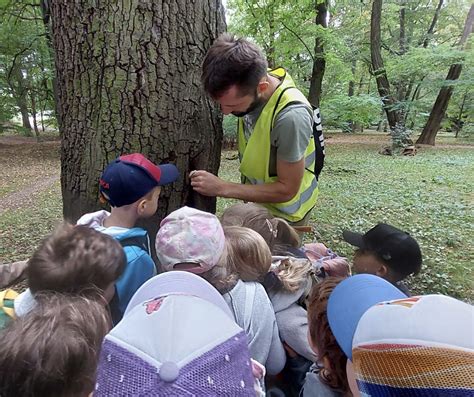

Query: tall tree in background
left=417, top=4, right=474, bottom=145
left=0, top=0, right=54, bottom=134
left=48, top=1, right=226, bottom=231
left=370, top=0, right=411, bottom=150
left=308, top=0, right=328, bottom=108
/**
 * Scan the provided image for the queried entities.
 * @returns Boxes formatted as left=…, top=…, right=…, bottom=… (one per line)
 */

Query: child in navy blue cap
left=343, top=223, right=422, bottom=295
left=77, top=153, right=179, bottom=323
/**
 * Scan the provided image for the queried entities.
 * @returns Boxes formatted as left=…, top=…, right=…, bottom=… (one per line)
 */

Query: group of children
left=0, top=153, right=472, bottom=396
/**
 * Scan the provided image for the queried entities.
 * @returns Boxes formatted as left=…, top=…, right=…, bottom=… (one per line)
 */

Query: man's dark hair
left=28, top=223, right=126, bottom=296
left=202, top=33, right=268, bottom=98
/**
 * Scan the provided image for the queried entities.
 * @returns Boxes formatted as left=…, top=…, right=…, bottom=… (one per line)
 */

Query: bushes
left=321, top=94, right=382, bottom=132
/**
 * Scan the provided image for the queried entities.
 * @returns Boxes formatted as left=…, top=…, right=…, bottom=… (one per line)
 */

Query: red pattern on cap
left=119, top=153, right=162, bottom=183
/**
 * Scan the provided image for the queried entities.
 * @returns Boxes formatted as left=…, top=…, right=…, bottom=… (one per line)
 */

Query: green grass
left=0, top=180, right=63, bottom=263
left=313, top=142, right=473, bottom=300
left=218, top=135, right=473, bottom=301
left=1, top=133, right=472, bottom=301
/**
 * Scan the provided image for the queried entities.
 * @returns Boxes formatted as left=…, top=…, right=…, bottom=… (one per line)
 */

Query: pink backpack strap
left=303, top=242, right=351, bottom=277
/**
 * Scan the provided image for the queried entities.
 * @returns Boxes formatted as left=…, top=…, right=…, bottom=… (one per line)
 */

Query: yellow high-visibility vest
left=237, top=67, right=319, bottom=223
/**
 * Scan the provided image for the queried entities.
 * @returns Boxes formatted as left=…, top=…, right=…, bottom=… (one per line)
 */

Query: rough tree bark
left=417, top=4, right=474, bottom=145
left=308, top=0, right=328, bottom=108
left=370, top=0, right=410, bottom=148
left=49, top=1, right=226, bottom=234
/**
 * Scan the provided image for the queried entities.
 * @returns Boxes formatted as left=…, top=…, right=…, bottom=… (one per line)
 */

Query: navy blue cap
left=99, top=153, right=179, bottom=207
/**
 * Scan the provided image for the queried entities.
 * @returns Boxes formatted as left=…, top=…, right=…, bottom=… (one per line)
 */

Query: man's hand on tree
left=190, top=170, right=225, bottom=197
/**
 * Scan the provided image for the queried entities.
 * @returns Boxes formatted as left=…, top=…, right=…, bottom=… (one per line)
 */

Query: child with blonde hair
left=223, top=225, right=272, bottom=282
left=221, top=203, right=350, bottom=362
left=221, top=203, right=351, bottom=395
left=155, top=206, right=286, bottom=375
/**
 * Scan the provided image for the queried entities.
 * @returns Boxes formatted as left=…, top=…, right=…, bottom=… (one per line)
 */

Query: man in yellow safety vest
left=191, top=34, right=325, bottom=224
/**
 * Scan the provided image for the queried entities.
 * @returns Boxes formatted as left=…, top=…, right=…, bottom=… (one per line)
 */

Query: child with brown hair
left=14, top=223, right=126, bottom=317
left=305, top=276, right=351, bottom=396
left=0, top=293, right=111, bottom=397
left=155, top=206, right=286, bottom=375
left=221, top=202, right=301, bottom=254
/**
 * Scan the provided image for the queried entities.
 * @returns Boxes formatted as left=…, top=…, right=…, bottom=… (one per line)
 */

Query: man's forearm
left=220, top=180, right=297, bottom=203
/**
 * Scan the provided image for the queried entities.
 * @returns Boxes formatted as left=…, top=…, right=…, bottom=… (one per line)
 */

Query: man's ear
left=257, top=78, right=270, bottom=95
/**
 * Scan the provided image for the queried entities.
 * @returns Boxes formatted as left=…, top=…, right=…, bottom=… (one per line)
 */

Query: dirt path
left=0, top=174, right=59, bottom=216
left=0, top=136, right=61, bottom=216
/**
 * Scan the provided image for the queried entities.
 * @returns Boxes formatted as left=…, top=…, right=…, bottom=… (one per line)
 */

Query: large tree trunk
left=370, top=0, right=410, bottom=148
left=308, top=0, right=328, bottom=108
left=417, top=4, right=473, bottom=145
left=49, top=1, right=226, bottom=234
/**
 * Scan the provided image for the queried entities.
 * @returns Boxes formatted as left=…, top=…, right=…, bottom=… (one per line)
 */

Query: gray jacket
left=301, top=365, right=345, bottom=397
left=268, top=284, right=317, bottom=362
left=223, top=280, right=286, bottom=375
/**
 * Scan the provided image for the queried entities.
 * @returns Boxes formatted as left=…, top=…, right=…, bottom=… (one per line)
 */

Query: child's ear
left=376, top=264, right=389, bottom=278
left=136, top=198, right=148, bottom=215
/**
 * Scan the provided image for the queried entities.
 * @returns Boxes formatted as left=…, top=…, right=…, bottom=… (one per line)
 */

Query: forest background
left=0, top=0, right=472, bottom=300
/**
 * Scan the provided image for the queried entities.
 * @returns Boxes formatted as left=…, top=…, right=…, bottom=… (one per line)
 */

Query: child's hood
left=76, top=210, right=110, bottom=230
left=268, top=286, right=307, bottom=312
left=267, top=256, right=308, bottom=313
left=76, top=210, right=147, bottom=240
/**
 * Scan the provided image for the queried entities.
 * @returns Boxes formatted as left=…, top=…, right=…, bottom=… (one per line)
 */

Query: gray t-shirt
left=242, top=103, right=313, bottom=176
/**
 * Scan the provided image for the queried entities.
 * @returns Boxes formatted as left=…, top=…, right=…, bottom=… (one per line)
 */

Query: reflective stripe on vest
left=277, top=176, right=318, bottom=215
left=237, top=67, right=319, bottom=222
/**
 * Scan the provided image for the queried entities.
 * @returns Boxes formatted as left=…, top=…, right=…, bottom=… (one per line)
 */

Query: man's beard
left=231, top=94, right=264, bottom=117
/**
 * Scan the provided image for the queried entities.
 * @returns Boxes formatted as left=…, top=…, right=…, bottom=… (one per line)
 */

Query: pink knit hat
left=155, top=206, right=225, bottom=274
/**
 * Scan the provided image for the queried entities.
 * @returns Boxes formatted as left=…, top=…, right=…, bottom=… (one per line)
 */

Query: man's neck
left=103, top=206, right=138, bottom=229
left=262, top=73, right=282, bottom=102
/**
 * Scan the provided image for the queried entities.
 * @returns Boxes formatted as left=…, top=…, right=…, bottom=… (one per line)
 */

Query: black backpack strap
left=311, top=107, right=325, bottom=180
left=275, top=95, right=325, bottom=180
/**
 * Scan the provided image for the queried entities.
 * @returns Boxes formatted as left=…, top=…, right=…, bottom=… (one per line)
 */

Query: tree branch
left=279, top=20, right=315, bottom=62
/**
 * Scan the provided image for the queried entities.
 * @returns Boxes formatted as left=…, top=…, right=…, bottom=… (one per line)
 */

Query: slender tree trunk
left=453, top=92, right=467, bottom=138
left=370, top=0, right=410, bottom=148
left=422, top=0, right=444, bottom=48
left=396, top=5, right=407, bottom=102
left=49, top=1, right=226, bottom=232
left=348, top=59, right=357, bottom=133
left=417, top=5, right=474, bottom=145
left=9, top=64, right=32, bottom=132
left=266, top=9, right=276, bottom=68
left=30, top=93, right=40, bottom=140
left=308, top=0, right=328, bottom=108
left=18, top=98, right=32, bottom=132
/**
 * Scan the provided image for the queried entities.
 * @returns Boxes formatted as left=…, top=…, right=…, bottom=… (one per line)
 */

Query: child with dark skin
left=343, top=223, right=422, bottom=295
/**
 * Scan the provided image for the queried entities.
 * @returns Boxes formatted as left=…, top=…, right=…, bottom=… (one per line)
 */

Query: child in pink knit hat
left=155, top=206, right=286, bottom=376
